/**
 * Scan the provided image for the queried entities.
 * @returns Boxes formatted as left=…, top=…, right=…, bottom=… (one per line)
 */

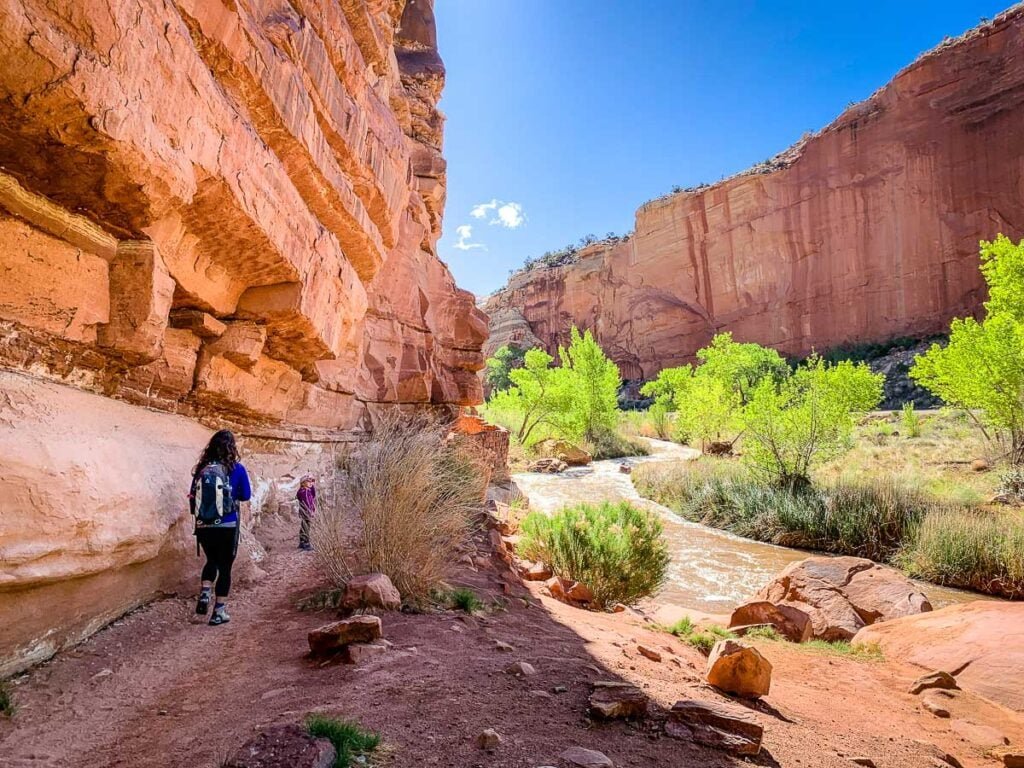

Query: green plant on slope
left=488, top=347, right=574, bottom=445
left=306, top=715, right=381, bottom=768
left=901, top=402, right=922, bottom=438
left=912, top=235, right=1024, bottom=464
left=446, top=587, right=484, bottom=614
left=518, top=501, right=670, bottom=609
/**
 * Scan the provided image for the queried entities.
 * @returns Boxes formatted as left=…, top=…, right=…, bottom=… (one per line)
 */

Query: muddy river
left=513, top=439, right=980, bottom=614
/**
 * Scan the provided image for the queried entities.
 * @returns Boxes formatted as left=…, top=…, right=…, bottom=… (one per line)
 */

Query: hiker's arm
left=233, top=465, right=252, bottom=502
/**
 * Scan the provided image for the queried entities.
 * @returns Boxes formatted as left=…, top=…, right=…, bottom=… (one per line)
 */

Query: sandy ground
left=1, top=518, right=1022, bottom=768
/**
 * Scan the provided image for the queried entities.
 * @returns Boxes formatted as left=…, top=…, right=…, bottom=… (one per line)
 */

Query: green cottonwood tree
left=912, top=236, right=1024, bottom=463
left=742, top=357, right=883, bottom=488
left=558, top=327, right=622, bottom=443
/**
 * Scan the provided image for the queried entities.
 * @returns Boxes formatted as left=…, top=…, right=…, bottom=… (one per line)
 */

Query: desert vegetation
left=305, top=714, right=381, bottom=768
left=627, top=238, right=1024, bottom=599
left=483, top=327, right=648, bottom=462
left=311, top=413, right=487, bottom=602
left=517, top=501, right=670, bottom=608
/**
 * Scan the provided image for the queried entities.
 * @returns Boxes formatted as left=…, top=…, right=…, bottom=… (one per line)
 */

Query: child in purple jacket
left=297, top=474, right=317, bottom=551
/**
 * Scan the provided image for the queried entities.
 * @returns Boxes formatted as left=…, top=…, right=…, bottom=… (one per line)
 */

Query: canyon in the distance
left=484, top=8, right=1024, bottom=378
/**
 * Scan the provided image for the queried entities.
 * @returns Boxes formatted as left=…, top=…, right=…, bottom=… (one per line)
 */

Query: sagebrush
left=312, top=413, right=486, bottom=601
left=518, top=501, right=669, bottom=608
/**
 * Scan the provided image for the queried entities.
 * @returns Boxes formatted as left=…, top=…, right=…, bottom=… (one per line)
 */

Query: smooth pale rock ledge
left=854, top=601, right=1024, bottom=712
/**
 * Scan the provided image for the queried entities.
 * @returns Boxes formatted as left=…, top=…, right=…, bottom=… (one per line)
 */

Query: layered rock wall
left=484, top=8, right=1024, bottom=379
left=0, top=0, right=485, bottom=673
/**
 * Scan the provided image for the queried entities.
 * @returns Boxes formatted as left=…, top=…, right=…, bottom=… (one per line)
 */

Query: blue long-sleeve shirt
left=195, top=462, right=251, bottom=527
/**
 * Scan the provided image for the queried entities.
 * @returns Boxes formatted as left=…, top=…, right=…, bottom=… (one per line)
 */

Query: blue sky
left=434, top=1, right=1012, bottom=298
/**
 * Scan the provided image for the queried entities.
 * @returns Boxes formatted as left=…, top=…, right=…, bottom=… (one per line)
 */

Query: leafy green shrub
left=901, top=402, right=922, bottom=437
left=900, top=508, right=1024, bottom=598
left=518, top=501, right=670, bottom=608
left=664, top=616, right=695, bottom=636
left=306, top=715, right=380, bottom=768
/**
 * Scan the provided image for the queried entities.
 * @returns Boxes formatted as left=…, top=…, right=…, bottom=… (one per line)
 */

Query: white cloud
left=453, top=224, right=486, bottom=251
left=470, top=199, right=526, bottom=229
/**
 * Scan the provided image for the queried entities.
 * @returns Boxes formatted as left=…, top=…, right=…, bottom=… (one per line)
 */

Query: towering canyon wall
left=484, top=8, right=1024, bottom=381
left=0, top=0, right=486, bottom=674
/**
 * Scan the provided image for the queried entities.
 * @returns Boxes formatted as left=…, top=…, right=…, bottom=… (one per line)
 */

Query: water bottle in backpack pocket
left=190, top=463, right=234, bottom=526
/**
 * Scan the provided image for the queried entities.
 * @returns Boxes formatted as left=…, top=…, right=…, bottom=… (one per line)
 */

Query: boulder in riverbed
left=729, top=600, right=813, bottom=642
left=535, top=438, right=592, bottom=466
left=751, top=556, right=931, bottom=641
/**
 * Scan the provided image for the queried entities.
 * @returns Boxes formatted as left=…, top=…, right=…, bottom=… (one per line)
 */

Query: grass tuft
left=660, top=617, right=735, bottom=655
left=305, top=714, right=381, bottom=768
left=742, top=625, right=781, bottom=641
left=448, top=588, right=484, bottom=614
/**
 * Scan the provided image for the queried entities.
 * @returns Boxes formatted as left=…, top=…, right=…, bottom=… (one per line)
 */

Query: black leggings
left=197, top=527, right=239, bottom=598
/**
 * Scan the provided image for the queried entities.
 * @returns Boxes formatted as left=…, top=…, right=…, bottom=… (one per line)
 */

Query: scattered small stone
left=553, top=685, right=568, bottom=694
left=908, top=670, right=959, bottom=695
left=912, top=740, right=964, bottom=768
left=158, top=709, right=168, bottom=716
left=522, top=561, right=553, bottom=581
left=339, top=573, right=402, bottom=613
left=920, top=692, right=951, bottom=718
left=223, top=724, right=335, bottom=768
left=307, top=615, right=383, bottom=656
left=971, top=458, right=990, bottom=472
left=92, top=668, right=113, bottom=679
left=999, top=752, right=1024, bottom=768
left=559, top=746, right=613, bottom=767
left=618, top=464, right=632, bottom=474
left=477, top=728, right=502, bottom=750
left=505, top=661, right=537, bottom=676
left=529, top=689, right=553, bottom=699
left=666, top=699, right=763, bottom=757
left=636, top=644, right=662, bottom=662
left=495, top=640, right=514, bottom=652
left=705, top=639, right=772, bottom=699
left=611, top=603, right=626, bottom=613
left=589, top=681, right=647, bottom=720
left=850, top=758, right=876, bottom=768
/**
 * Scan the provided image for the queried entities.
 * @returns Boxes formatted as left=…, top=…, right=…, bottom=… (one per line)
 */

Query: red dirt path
left=1, top=527, right=1021, bottom=768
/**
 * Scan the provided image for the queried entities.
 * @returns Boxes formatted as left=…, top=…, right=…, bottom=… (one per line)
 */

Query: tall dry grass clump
left=312, top=412, right=487, bottom=602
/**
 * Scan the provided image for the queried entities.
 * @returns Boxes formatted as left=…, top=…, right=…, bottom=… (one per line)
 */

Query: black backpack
left=190, top=463, right=234, bottom=526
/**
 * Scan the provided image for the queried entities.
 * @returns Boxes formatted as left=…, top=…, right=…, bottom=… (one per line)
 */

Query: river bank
left=513, top=438, right=979, bottom=614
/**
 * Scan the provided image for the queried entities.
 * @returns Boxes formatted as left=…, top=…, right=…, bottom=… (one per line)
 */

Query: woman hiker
left=296, top=474, right=317, bottom=550
left=189, top=429, right=251, bottom=626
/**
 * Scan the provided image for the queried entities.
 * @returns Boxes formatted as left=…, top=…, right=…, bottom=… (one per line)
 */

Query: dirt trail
left=1, top=523, right=1021, bottom=768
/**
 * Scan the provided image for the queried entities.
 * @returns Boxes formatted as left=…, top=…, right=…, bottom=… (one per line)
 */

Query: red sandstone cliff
left=0, top=0, right=485, bottom=673
left=484, top=8, right=1024, bottom=380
